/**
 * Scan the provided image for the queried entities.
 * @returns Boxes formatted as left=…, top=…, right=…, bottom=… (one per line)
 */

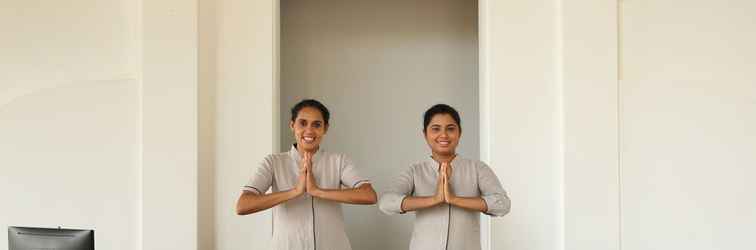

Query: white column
left=212, top=0, right=278, bottom=249
left=561, top=1, right=620, bottom=250
left=482, top=0, right=563, bottom=249
left=141, top=0, right=198, bottom=249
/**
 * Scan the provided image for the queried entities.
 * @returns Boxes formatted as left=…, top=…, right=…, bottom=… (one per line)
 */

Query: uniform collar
left=426, top=154, right=460, bottom=170
left=289, top=144, right=323, bottom=163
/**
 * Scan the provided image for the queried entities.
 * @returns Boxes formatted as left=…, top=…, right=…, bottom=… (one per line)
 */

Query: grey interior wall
left=280, top=0, right=478, bottom=249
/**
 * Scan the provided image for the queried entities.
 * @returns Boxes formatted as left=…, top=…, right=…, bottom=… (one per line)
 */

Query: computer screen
left=8, top=226, right=94, bottom=250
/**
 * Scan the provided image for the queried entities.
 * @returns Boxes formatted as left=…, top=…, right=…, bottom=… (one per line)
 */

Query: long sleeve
left=477, top=163, right=511, bottom=217
left=378, top=166, right=415, bottom=215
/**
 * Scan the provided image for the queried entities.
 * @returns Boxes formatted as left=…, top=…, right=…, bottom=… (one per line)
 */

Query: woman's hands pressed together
left=295, top=151, right=376, bottom=204
left=432, top=161, right=458, bottom=206
left=440, top=161, right=457, bottom=204
left=304, top=151, right=323, bottom=196
left=294, top=151, right=323, bottom=197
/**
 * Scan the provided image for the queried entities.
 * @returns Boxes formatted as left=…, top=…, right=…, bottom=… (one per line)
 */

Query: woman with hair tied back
left=236, top=99, right=377, bottom=250
left=379, top=103, right=511, bottom=250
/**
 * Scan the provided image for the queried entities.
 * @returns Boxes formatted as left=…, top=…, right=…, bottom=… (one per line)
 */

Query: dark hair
left=291, top=99, right=330, bottom=125
left=423, top=104, right=461, bottom=133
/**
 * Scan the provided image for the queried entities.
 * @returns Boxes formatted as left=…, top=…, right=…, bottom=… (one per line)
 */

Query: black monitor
left=8, top=226, right=94, bottom=250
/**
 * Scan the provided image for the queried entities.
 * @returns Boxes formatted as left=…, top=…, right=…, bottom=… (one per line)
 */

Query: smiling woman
left=235, top=99, right=377, bottom=250
left=289, top=100, right=329, bottom=152
left=423, top=104, right=463, bottom=159
left=379, top=104, right=510, bottom=250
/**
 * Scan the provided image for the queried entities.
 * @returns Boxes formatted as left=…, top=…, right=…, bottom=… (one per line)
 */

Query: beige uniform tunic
left=243, top=145, right=369, bottom=250
left=379, top=156, right=511, bottom=250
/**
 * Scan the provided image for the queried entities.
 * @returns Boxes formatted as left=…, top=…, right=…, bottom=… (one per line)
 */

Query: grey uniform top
left=379, top=156, right=511, bottom=250
left=243, top=145, right=370, bottom=250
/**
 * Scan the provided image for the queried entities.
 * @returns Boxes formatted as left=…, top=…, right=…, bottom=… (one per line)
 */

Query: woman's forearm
left=400, top=195, right=444, bottom=212
left=236, top=189, right=301, bottom=215
left=448, top=196, right=488, bottom=212
left=310, top=184, right=377, bottom=204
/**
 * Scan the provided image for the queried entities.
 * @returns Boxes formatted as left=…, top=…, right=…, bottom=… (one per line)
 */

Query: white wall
left=198, top=0, right=218, bottom=249
left=279, top=0, right=478, bottom=249
left=0, top=81, right=140, bottom=250
left=199, top=0, right=279, bottom=250
left=561, top=1, right=620, bottom=250
left=481, top=0, right=564, bottom=249
left=0, top=1, right=140, bottom=250
left=141, top=0, right=198, bottom=249
left=1, top=1, right=199, bottom=250
left=620, top=1, right=756, bottom=249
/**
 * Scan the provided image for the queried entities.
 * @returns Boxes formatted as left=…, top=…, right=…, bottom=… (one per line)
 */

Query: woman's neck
left=431, top=152, right=456, bottom=163
left=295, top=144, right=319, bottom=156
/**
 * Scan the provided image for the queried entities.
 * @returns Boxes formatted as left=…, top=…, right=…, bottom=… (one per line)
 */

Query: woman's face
left=424, top=113, right=461, bottom=156
left=290, top=107, right=328, bottom=152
